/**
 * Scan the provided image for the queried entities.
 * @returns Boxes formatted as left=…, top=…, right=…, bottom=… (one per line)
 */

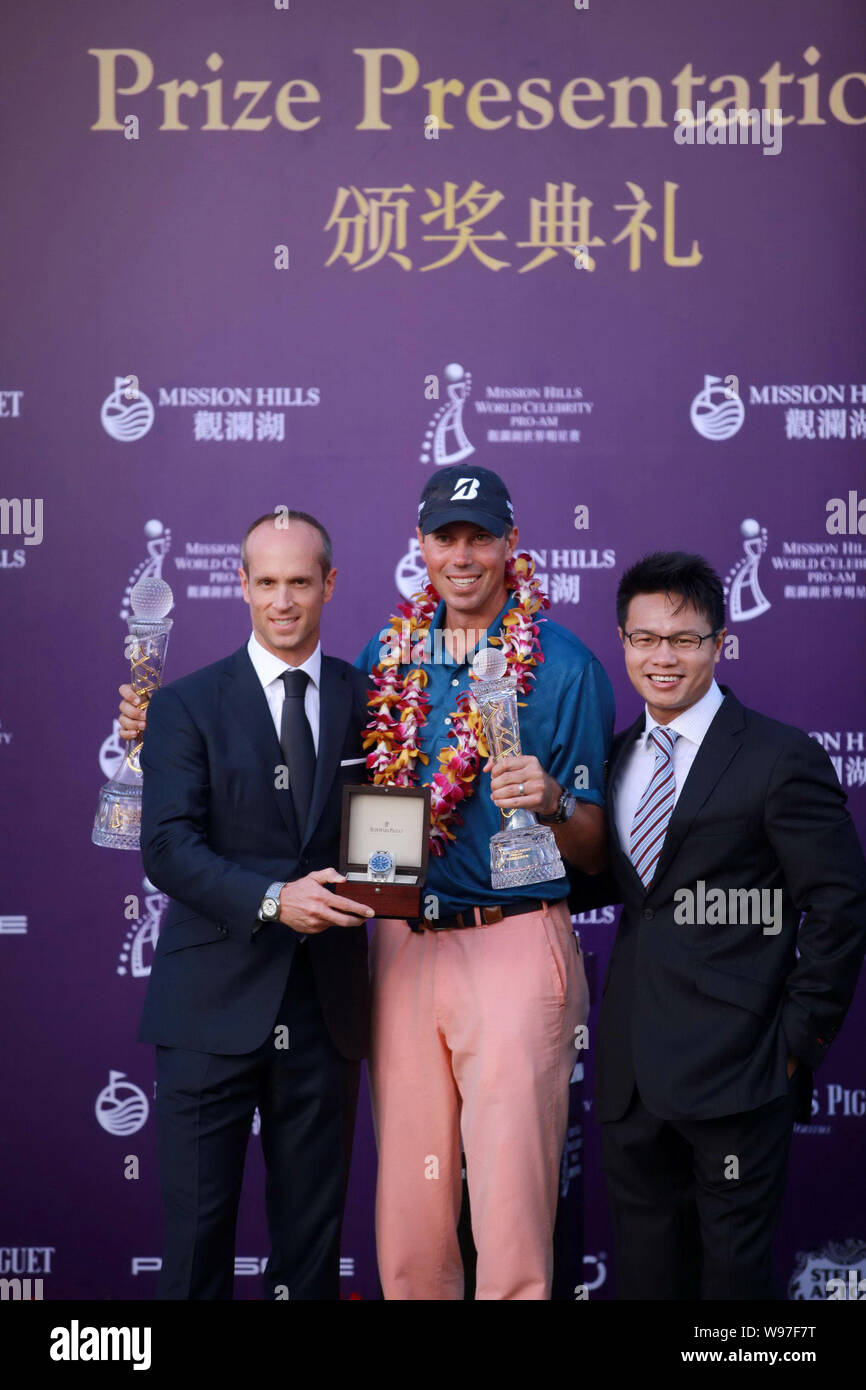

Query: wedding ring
left=518, top=782, right=525, bottom=796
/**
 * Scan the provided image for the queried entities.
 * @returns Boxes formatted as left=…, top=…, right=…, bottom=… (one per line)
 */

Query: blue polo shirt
left=354, top=595, right=615, bottom=918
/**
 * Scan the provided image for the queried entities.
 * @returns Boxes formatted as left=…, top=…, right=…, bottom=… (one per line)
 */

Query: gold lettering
left=201, top=52, right=228, bottom=131
left=664, top=181, right=701, bottom=267
left=274, top=79, right=321, bottom=131
left=89, top=48, right=154, bottom=131
left=797, top=47, right=826, bottom=125
left=422, top=77, right=466, bottom=130
left=559, top=77, right=605, bottom=129
left=608, top=76, right=666, bottom=128
left=157, top=79, right=200, bottom=131
left=759, top=62, right=796, bottom=124
left=516, top=78, right=553, bottom=129
left=232, top=81, right=273, bottom=132
left=828, top=73, right=866, bottom=124
left=670, top=63, right=706, bottom=114
left=466, top=78, right=512, bottom=130
left=355, top=47, right=420, bottom=130
left=707, top=75, right=751, bottom=112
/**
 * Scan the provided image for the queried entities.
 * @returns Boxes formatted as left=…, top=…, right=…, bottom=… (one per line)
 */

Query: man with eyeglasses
left=590, top=550, right=866, bottom=1300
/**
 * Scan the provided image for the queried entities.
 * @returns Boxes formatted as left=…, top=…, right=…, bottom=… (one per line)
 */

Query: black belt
left=408, top=898, right=547, bottom=933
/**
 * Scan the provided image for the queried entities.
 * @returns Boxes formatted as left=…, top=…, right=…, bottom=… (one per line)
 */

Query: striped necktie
left=629, top=726, right=680, bottom=888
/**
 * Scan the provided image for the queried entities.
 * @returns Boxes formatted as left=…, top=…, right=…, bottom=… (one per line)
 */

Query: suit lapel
left=650, top=689, right=746, bottom=892
left=220, top=646, right=300, bottom=845
left=302, top=656, right=352, bottom=851
left=607, top=714, right=647, bottom=895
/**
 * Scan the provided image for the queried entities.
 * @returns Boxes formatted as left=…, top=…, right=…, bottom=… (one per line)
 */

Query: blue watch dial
left=368, top=851, right=393, bottom=876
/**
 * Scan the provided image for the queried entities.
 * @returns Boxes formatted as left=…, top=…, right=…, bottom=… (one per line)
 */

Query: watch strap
left=256, top=881, right=286, bottom=923
left=539, top=788, right=576, bottom=824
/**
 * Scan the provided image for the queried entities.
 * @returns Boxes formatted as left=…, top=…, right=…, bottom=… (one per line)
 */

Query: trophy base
left=92, top=781, right=142, bottom=851
left=490, top=824, right=566, bottom=890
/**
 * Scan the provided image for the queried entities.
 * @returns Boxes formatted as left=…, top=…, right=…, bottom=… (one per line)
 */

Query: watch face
left=368, top=850, right=394, bottom=881
left=263, top=897, right=279, bottom=919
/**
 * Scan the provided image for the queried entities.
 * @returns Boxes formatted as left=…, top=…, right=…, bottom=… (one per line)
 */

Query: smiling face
left=620, top=591, right=725, bottom=724
left=417, top=520, right=518, bottom=631
left=239, top=519, right=335, bottom=664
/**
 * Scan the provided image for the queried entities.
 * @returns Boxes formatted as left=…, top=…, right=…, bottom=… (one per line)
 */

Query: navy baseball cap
left=417, top=466, right=515, bottom=536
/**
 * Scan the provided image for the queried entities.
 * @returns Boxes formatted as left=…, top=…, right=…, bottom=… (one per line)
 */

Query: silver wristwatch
left=367, top=851, right=396, bottom=883
left=258, top=881, right=286, bottom=922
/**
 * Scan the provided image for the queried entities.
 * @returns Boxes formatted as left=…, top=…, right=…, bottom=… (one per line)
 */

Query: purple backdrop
left=1, top=0, right=864, bottom=1301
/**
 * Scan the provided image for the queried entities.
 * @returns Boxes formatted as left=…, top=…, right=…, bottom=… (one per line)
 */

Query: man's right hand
left=279, top=868, right=374, bottom=934
left=118, top=683, right=146, bottom=740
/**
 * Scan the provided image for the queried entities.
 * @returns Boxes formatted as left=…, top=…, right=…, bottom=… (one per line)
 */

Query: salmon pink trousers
left=368, top=900, right=589, bottom=1300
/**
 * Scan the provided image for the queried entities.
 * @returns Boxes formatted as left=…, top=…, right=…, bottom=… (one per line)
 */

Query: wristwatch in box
left=367, top=850, right=396, bottom=883
left=332, top=784, right=431, bottom=918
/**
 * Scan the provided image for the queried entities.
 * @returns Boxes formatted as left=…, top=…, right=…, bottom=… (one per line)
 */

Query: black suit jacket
left=590, top=688, right=866, bottom=1123
left=137, top=644, right=371, bottom=1059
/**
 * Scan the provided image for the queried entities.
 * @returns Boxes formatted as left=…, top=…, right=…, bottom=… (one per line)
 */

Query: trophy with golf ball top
left=471, top=646, right=566, bottom=890
left=92, top=576, right=174, bottom=850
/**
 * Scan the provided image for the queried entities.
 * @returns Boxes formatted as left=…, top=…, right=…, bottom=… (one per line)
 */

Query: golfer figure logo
left=725, top=519, right=771, bottom=622
left=395, top=538, right=429, bottom=600
left=118, top=876, right=168, bottom=978
left=420, top=363, right=474, bottom=466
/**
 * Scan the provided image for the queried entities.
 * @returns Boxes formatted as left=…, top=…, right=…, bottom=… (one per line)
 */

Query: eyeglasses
left=624, top=630, right=718, bottom=651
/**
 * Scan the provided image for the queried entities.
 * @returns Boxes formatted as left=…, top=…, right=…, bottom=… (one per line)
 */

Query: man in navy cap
left=355, top=465, right=615, bottom=1299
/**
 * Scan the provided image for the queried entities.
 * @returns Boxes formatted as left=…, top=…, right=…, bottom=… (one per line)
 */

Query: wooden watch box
left=332, top=783, right=431, bottom=918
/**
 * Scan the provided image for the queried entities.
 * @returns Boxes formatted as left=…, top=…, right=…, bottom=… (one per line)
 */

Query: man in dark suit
left=592, top=551, right=866, bottom=1300
left=119, top=510, right=373, bottom=1300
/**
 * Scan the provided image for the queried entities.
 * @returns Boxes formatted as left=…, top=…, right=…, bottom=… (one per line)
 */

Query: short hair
left=240, top=510, right=333, bottom=578
left=616, top=551, right=725, bottom=633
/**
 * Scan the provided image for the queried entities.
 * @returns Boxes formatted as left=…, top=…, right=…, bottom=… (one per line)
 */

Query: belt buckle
left=482, top=905, right=503, bottom=926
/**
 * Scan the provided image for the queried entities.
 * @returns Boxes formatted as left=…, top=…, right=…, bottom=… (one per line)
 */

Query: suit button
left=643, top=908, right=654, bottom=921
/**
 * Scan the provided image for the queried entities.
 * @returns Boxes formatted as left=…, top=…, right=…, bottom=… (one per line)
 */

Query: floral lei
left=363, top=554, right=549, bottom=856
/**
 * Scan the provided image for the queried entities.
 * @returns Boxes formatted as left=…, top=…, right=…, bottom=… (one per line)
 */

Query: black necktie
left=279, top=669, right=316, bottom=835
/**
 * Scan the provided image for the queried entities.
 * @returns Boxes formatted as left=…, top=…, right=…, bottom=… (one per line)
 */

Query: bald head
left=241, top=509, right=332, bottom=578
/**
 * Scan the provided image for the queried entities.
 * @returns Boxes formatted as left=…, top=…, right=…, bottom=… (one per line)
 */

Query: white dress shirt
left=613, top=680, right=725, bottom=851
left=246, top=632, right=321, bottom=754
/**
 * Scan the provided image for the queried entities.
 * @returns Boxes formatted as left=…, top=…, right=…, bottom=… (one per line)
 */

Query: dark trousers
left=154, top=943, right=360, bottom=1300
left=601, top=1073, right=800, bottom=1300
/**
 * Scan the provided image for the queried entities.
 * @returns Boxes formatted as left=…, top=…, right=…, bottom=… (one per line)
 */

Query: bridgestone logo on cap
left=450, top=478, right=480, bottom=500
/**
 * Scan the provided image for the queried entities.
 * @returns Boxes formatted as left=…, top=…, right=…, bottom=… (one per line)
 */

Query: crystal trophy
left=92, top=576, right=174, bottom=850
left=472, top=647, right=566, bottom=890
